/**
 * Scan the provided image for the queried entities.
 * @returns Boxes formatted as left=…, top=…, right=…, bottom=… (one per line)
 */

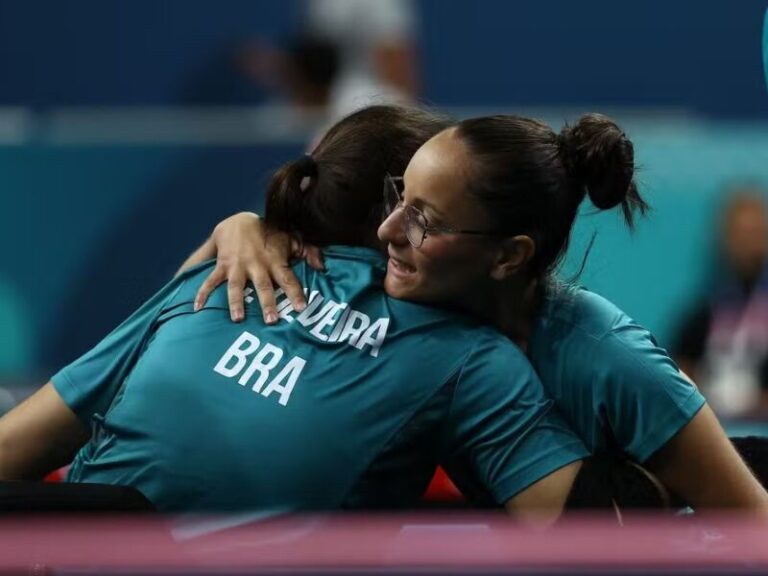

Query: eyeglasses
left=382, top=174, right=496, bottom=248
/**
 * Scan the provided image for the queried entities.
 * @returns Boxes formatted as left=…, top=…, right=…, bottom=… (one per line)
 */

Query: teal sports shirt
left=53, top=247, right=586, bottom=512
left=529, top=285, right=706, bottom=463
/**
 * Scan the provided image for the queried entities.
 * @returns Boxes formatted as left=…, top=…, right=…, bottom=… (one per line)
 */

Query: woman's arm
left=183, top=212, right=316, bottom=323
left=504, top=461, right=582, bottom=528
left=0, top=382, right=88, bottom=480
left=582, top=317, right=768, bottom=514
left=646, top=403, right=768, bottom=515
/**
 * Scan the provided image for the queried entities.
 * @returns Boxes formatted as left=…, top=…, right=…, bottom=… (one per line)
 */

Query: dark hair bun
left=559, top=113, right=635, bottom=210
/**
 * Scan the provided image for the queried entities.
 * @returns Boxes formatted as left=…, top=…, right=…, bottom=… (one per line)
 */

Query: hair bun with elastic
left=265, top=154, right=320, bottom=235
left=558, top=113, right=635, bottom=211
left=295, top=154, right=318, bottom=177
left=296, top=154, right=318, bottom=192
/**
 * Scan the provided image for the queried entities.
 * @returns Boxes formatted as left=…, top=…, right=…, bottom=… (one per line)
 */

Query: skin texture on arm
left=646, top=403, right=768, bottom=515
left=504, top=460, right=582, bottom=528
left=191, top=212, right=322, bottom=322
left=0, top=382, right=88, bottom=480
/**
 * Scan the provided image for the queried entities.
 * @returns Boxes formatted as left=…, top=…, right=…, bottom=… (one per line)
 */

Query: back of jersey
left=58, top=246, right=498, bottom=512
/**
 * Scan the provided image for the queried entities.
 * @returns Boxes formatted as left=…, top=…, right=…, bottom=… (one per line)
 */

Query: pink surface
left=1, top=514, right=767, bottom=572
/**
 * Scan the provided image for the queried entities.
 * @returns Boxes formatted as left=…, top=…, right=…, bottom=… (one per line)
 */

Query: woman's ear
left=490, top=235, right=536, bottom=280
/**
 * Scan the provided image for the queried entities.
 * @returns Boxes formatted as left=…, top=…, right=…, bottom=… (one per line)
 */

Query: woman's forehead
left=402, top=130, right=490, bottom=226
left=403, top=129, right=468, bottom=196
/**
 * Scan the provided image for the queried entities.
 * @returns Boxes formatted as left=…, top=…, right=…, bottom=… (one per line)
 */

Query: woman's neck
left=470, top=276, right=540, bottom=350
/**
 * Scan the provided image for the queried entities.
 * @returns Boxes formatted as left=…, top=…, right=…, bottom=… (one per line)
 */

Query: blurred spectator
left=239, top=0, right=418, bottom=121
left=239, top=35, right=340, bottom=111
left=305, top=0, right=418, bottom=118
left=674, top=186, right=768, bottom=417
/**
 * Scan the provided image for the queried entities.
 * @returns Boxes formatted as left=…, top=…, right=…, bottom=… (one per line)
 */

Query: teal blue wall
left=0, top=144, right=300, bottom=376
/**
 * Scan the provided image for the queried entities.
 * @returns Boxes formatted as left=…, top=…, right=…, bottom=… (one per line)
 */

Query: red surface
left=43, top=466, right=67, bottom=483
left=423, top=467, right=465, bottom=502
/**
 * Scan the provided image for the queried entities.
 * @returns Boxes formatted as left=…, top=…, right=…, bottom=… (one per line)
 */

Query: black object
left=0, top=481, right=155, bottom=514
left=732, top=435, right=768, bottom=490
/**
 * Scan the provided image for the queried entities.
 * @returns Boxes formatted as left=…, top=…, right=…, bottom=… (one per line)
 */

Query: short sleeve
left=440, top=338, right=588, bottom=506
left=597, top=325, right=707, bottom=463
left=51, top=274, right=189, bottom=424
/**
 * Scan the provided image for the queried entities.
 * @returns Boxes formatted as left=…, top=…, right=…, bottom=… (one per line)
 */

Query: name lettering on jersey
left=214, top=331, right=306, bottom=406
left=263, top=288, right=390, bottom=358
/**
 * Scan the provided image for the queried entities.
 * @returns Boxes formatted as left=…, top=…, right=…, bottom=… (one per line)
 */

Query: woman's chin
left=384, top=258, right=419, bottom=298
left=384, top=273, right=417, bottom=301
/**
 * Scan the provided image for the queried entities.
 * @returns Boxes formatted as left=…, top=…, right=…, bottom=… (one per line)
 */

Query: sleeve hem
left=633, top=390, right=707, bottom=463
left=50, top=371, right=88, bottom=423
left=492, top=441, right=589, bottom=505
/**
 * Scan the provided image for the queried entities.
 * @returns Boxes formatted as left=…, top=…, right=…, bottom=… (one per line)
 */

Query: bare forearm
left=0, top=383, right=88, bottom=480
left=647, top=404, right=768, bottom=514
left=504, top=460, right=582, bottom=528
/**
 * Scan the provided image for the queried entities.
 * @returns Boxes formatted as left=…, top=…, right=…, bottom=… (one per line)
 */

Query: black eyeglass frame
left=383, top=174, right=498, bottom=248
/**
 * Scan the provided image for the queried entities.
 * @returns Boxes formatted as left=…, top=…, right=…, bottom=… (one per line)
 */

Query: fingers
left=271, top=265, right=306, bottom=312
left=194, top=266, right=227, bottom=311
left=290, top=237, right=324, bottom=271
left=304, top=246, right=325, bottom=271
left=195, top=264, right=286, bottom=324
left=289, top=236, right=304, bottom=260
left=226, top=270, right=248, bottom=322
left=198, top=214, right=318, bottom=324
left=249, top=268, right=281, bottom=324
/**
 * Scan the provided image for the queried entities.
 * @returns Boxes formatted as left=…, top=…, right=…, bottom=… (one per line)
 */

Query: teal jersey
left=529, top=285, right=706, bottom=463
left=53, top=247, right=586, bottom=512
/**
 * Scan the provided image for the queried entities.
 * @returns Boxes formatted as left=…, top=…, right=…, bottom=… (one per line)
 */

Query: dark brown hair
left=265, top=105, right=452, bottom=248
left=455, top=113, right=649, bottom=279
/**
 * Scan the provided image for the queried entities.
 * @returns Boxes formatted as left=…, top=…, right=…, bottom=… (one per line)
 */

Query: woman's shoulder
left=167, top=260, right=219, bottom=305
left=533, top=283, right=683, bottom=382
left=536, top=283, right=637, bottom=342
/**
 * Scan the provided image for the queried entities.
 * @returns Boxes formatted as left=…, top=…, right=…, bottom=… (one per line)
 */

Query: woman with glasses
left=0, top=106, right=592, bottom=521
left=192, top=113, right=768, bottom=513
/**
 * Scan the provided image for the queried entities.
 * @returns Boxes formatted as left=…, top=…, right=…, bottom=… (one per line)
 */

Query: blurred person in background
left=304, top=0, right=418, bottom=118
left=239, top=0, right=418, bottom=121
left=674, top=187, right=768, bottom=418
left=238, top=35, right=340, bottom=114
